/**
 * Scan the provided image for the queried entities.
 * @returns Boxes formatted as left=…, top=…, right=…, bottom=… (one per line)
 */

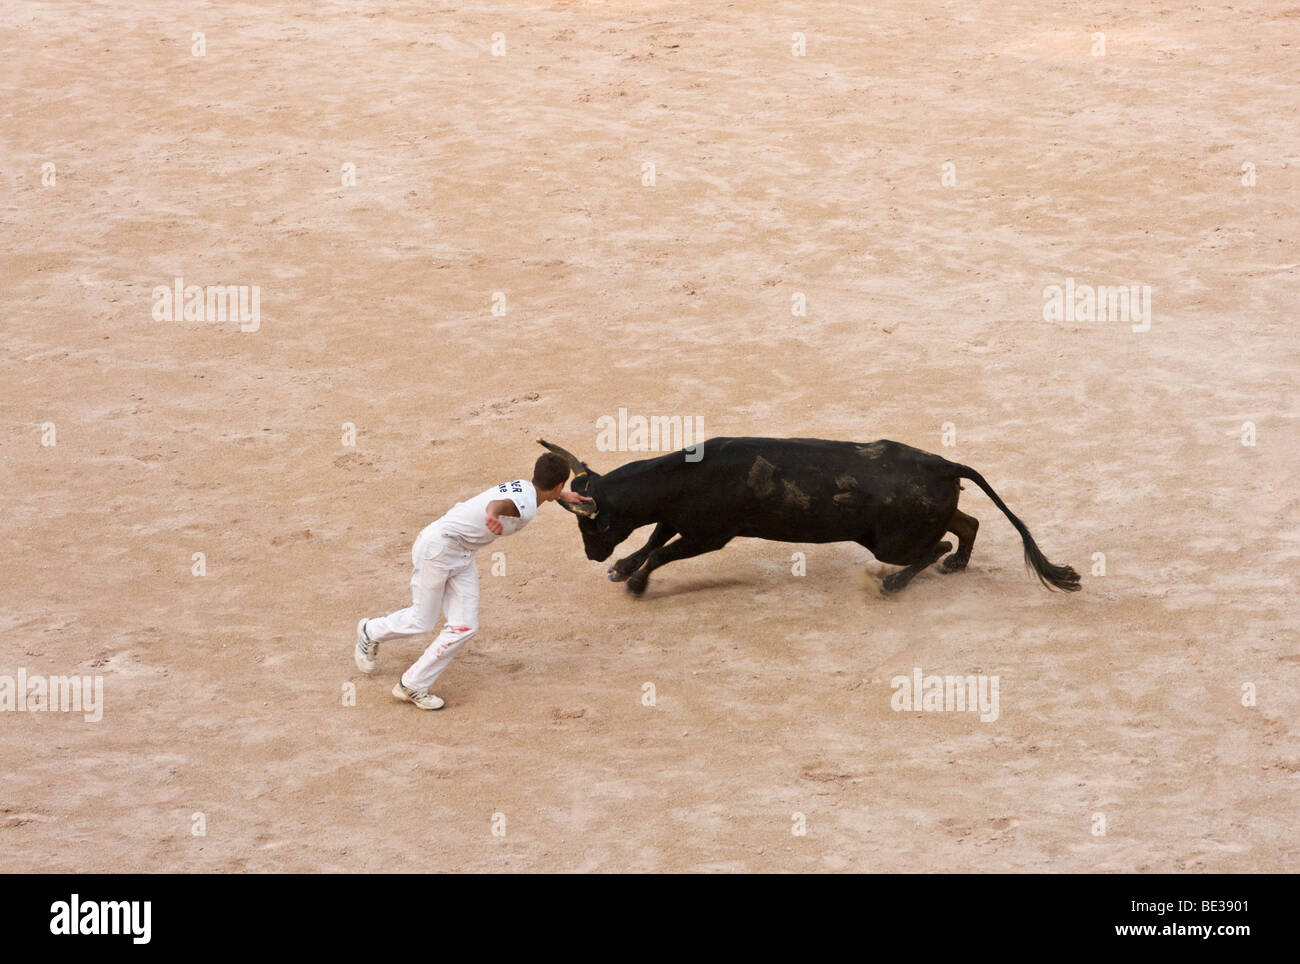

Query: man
left=354, top=451, right=591, bottom=710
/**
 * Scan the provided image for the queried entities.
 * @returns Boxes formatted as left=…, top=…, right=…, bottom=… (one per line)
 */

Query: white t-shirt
left=436, top=479, right=538, bottom=549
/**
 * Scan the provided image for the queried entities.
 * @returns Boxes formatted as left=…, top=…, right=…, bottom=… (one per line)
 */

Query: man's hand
left=485, top=515, right=504, bottom=536
left=557, top=491, right=594, bottom=506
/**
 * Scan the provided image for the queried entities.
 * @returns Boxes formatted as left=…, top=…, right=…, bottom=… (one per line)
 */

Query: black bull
left=538, top=437, right=1080, bottom=596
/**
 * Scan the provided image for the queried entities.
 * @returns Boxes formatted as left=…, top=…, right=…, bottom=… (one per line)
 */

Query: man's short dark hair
left=532, top=452, right=570, bottom=491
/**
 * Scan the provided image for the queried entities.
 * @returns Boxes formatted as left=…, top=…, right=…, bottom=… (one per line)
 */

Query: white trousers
left=366, top=524, right=479, bottom=691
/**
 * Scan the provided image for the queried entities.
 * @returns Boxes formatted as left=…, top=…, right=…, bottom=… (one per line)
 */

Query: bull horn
left=536, top=438, right=595, bottom=479
left=558, top=498, right=599, bottom=519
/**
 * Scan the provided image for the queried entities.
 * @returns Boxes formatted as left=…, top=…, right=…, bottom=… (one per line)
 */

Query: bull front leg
left=608, top=522, right=676, bottom=582
left=625, top=532, right=735, bottom=596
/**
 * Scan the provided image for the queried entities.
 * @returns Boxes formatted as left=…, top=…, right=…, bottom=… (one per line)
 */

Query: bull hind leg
left=881, top=541, right=952, bottom=593
left=938, top=509, right=979, bottom=574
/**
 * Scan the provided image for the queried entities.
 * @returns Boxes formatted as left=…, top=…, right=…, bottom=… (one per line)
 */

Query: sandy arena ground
left=2, top=0, right=1298, bottom=873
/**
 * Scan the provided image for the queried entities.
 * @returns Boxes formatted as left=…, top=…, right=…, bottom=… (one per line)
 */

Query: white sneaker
left=392, top=680, right=444, bottom=711
left=354, top=618, right=379, bottom=673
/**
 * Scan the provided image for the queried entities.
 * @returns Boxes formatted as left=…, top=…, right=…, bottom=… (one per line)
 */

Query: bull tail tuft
left=955, top=465, right=1081, bottom=592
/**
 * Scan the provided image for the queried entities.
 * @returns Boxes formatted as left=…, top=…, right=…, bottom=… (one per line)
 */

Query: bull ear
left=558, top=498, right=599, bottom=519
left=537, top=438, right=597, bottom=480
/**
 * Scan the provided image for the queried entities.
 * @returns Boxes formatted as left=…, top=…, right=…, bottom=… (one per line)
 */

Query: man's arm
left=484, top=498, right=520, bottom=536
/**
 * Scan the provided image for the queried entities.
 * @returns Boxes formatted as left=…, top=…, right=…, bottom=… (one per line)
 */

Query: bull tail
left=955, top=465, right=1081, bottom=592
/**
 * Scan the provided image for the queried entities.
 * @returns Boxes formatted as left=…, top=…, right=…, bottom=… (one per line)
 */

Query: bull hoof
left=608, top=566, right=629, bottom=583
left=938, top=553, right=967, bottom=574
left=625, top=572, right=649, bottom=595
left=881, top=572, right=906, bottom=593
